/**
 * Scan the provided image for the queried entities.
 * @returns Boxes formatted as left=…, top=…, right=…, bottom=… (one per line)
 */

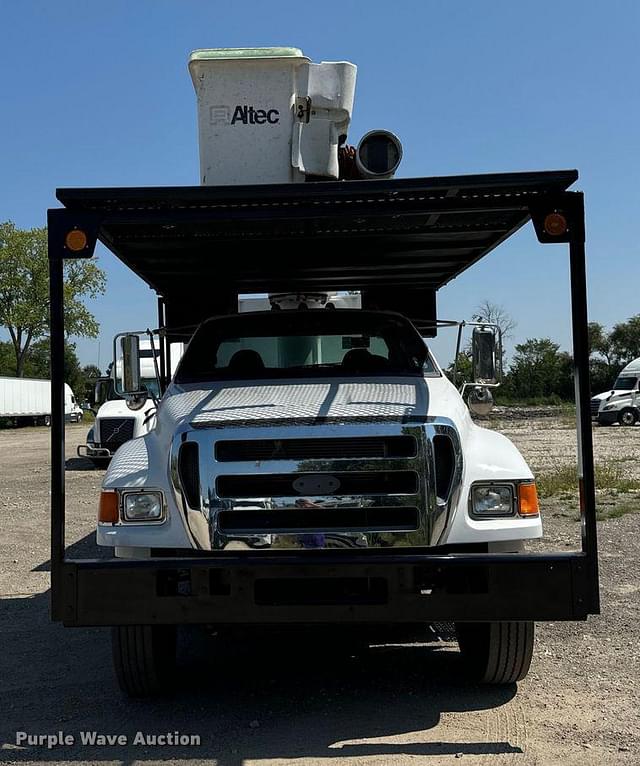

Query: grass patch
left=597, top=502, right=639, bottom=521
left=537, top=461, right=640, bottom=497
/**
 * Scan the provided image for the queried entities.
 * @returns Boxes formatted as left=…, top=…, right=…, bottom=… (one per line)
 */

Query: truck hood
left=592, top=391, right=615, bottom=402
left=96, top=399, right=152, bottom=421
left=160, top=376, right=468, bottom=430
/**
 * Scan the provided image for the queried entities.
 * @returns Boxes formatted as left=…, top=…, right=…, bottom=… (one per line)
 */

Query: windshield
left=613, top=376, right=637, bottom=391
left=175, top=310, right=435, bottom=382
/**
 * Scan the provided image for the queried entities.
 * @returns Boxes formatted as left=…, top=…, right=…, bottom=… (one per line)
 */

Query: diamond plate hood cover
left=162, top=379, right=430, bottom=429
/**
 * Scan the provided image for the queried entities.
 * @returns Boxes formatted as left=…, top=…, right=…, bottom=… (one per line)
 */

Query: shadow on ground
left=33, top=532, right=109, bottom=572
left=64, top=456, right=100, bottom=472
left=0, top=581, right=520, bottom=765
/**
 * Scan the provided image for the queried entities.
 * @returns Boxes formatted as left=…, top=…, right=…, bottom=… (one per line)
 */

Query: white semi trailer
left=48, top=47, right=600, bottom=697
left=0, top=376, right=82, bottom=426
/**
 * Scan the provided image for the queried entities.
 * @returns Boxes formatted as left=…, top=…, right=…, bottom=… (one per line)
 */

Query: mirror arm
left=453, top=321, right=465, bottom=389
left=145, top=328, right=162, bottom=402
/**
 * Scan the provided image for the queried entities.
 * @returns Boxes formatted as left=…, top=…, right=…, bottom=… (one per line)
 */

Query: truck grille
left=215, top=435, right=416, bottom=461
left=218, top=506, right=419, bottom=534
left=216, top=471, right=419, bottom=498
left=590, top=398, right=601, bottom=416
left=98, top=417, right=135, bottom=449
left=172, top=424, right=459, bottom=550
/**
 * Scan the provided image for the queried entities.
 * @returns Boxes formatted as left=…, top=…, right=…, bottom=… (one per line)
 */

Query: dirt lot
left=0, top=419, right=638, bottom=766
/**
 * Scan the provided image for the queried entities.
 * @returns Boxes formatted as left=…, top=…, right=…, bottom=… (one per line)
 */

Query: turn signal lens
left=518, top=483, right=540, bottom=516
left=543, top=212, right=568, bottom=237
left=65, top=229, right=88, bottom=251
left=99, top=491, right=119, bottom=523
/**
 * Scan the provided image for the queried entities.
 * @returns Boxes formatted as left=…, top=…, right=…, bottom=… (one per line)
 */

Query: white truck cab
left=64, top=384, right=83, bottom=423
left=100, top=309, right=541, bottom=556
left=78, top=339, right=182, bottom=465
left=593, top=357, right=640, bottom=426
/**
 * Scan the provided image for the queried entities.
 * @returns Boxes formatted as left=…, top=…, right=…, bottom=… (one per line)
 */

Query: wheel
left=456, top=621, right=534, bottom=684
left=618, top=408, right=638, bottom=426
left=111, top=625, right=177, bottom=697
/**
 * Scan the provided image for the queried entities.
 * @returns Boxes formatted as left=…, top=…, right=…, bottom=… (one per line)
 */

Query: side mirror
left=472, top=327, right=498, bottom=385
left=121, top=335, right=141, bottom=394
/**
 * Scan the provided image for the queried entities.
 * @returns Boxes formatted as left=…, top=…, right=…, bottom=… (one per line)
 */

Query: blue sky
left=1, top=1, right=638, bottom=370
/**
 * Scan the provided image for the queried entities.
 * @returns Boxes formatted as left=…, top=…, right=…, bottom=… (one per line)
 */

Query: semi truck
left=78, top=338, right=183, bottom=466
left=48, top=47, right=600, bottom=697
left=592, top=357, right=640, bottom=426
left=0, top=376, right=82, bottom=426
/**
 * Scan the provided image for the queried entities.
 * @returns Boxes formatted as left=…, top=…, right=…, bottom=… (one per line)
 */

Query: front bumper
left=77, top=444, right=114, bottom=459
left=54, top=549, right=594, bottom=626
left=597, top=411, right=618, bottom=425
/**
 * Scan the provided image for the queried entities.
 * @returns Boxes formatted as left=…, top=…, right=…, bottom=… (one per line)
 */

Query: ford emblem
left=292, top=474, right=341, bottom=495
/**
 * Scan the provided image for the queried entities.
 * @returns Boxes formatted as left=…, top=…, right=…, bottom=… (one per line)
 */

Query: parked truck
left=0, top=376, right=81, bottom=426
left=48, top=47, right=600, bottom=697
left=78, top=338, right=183, bottom=466
left=592, top=357, right=640, bottom=426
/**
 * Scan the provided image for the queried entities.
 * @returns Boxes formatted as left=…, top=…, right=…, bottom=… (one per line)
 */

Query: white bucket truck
left=49, top=47, right=600, bottom=697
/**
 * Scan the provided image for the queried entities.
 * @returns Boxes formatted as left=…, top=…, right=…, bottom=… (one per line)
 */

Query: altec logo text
left=210, top=105, right=280, bottom=125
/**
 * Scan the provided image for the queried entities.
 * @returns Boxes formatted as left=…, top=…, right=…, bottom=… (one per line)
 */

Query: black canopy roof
left=56, top=170, right=578, bottom=334
left=56, top=170, right=577, bottom=299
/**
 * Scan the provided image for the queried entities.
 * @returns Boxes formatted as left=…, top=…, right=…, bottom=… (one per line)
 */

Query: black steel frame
left=48, top=184, right=599, bottom=627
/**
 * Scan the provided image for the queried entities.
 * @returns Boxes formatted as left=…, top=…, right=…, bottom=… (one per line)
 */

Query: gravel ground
left=0, top=420, right=638, bottom=766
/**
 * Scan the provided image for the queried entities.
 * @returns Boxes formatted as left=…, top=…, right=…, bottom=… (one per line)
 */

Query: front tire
left=456, top=621, right=534, bottom=684
left=111, top=625, right=177, bottom=697
left=618, top=408, right=638, bottom=426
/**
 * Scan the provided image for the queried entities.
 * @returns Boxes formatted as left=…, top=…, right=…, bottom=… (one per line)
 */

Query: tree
left=445, top=352, right=473, bottom=387
left=81, top=364, right=103, bottom=403
left=0, top=221, right=106, bottom=376
left=0, top=341, right=15, bottom=376
left=472, top=300, right=516, bottom=371
left=588, top=321, right=615, bottom=366
left=610, top=314, right=640, bottom=363
left=507, top=338, right=573, bottom=400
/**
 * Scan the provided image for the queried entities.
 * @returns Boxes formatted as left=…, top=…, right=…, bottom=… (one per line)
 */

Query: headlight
left=122, top=491, right=164, bottom=522
left=470, top=484, right=515, bottom=517
left=603, top=404, right=616, bottom=411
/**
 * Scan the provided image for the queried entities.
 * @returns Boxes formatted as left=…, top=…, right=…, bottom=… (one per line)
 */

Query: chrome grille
left=171, top=422, right=461, bottom=551
left=215, top=436, right=417, bottom=461
left=98, top=417, right=135, bottom=449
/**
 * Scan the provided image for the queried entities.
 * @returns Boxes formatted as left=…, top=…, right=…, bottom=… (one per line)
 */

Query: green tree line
left=449, top=302, right=640, bottom=403
left=0, top=221, right=106, bottom=400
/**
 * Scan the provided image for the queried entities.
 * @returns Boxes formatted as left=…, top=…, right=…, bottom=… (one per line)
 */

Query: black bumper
left=55, top=551, right=594, bottom=627
left=597, top=411, right=618, bottom=425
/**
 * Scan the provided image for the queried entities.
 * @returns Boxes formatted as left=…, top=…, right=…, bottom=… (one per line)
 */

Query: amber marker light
left=518, top=483, right=540, bottom=516
left=65, top=229, right=88, bottom=251
left=543, top=212, right=568, bottom=237
left=99, top=491, right=119, bottom=523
